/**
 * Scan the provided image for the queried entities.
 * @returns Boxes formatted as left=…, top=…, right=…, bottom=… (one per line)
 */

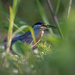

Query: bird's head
left=32, top=22, right=56, bottom=30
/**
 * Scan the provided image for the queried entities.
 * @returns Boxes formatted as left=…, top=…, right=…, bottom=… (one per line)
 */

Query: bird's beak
left=46, top=25, right=56, bottom=28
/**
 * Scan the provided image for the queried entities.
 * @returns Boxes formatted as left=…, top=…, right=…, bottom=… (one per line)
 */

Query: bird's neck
left=33, top=28, right=44, bottom=37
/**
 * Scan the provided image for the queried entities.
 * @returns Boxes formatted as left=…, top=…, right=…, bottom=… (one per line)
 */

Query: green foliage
left=0, top=0, right=75, bottom=75
left=12, top=41, right=30, bottom=57
left=13, top=0, right=20, bottom=17
left=0, top=12, right=75, bottom=74
left=55, top=0, right=60, bottom=15
left=7, top=0, right=20, bottom=52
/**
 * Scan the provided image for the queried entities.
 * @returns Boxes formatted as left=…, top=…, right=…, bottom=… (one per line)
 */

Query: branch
left=67, top=0, right=72, bottom=18
left=46, top=0, right=64, bottom=39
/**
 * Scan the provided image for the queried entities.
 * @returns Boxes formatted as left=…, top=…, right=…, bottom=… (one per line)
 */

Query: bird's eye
left=41, top=24, right=47, bottom=26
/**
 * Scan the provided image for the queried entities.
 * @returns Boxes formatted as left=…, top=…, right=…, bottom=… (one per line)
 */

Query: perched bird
left=2, top=22, right=55, bottom=51
left=10, top=22, right=55, bottom=50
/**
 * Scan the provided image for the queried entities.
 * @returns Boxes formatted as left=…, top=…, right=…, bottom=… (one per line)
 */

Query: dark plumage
left=11, top=31, right=32, bottom=45
left=32, top=22, right=45, bottom=27
left=2, top=22, right=55, bottom=50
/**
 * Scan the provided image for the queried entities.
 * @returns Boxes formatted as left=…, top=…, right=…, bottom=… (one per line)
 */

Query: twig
left=46, top=0, right=64, bottom=39
left=67, top=0, right=72, bottom=18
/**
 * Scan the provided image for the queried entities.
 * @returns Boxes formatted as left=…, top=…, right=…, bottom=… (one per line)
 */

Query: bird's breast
left=35, top=30, right=44, bottom=40
left=32, top=30, right=44, bottom=46
left=40, top=30, right=44, bottom=37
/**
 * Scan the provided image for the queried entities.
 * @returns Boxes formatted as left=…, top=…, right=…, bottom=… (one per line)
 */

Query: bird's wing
left=11, top=31, right=33, bottom=45
left=19, top=31, right=33, bottom=43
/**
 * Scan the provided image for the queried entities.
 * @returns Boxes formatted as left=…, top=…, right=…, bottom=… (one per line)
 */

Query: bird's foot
left=31, top=45, right=38, bottom=50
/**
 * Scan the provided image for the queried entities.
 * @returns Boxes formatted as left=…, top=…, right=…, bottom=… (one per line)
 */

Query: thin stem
left=55, top=0, right=60, bottom=15
left=6, top=0, right=20, bottom=53
left=67, top=0, right=72, bottom=18
left=6, top=21, right=13, bottom=53
left=46, top=0, right=64, bottom=39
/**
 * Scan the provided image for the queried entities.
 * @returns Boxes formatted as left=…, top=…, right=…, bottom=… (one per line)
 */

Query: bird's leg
left=31, top=41, right=38, bottom=50
left=31, top=45, right=38, bottom=50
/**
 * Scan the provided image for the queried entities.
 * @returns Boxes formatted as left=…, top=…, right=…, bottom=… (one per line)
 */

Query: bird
left=2, top=22, right=55, bottom=51
left=10, top=22, right=55, bottom=50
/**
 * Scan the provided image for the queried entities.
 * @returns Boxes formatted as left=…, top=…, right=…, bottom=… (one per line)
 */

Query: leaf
left=36, top=0, right=49, bottom=24
left=55, top=0, right=60, bottom=15
left=12, top=41, right=30, bottom=57
left=6, top=0, right=20, bottom=52
left=13, top=0, right=20, bottom=17
left=28, top=26, right=36, bottom=44
left=12, top=26, right=27, bottom=37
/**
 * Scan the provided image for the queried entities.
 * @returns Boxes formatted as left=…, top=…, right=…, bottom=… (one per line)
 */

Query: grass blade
left=55, top=0, right=60, bottom=15
left=13, top=0, right=20, bottom=17
left=7, top=6, right=14, bottom=53
left=6, top=0, right=20, bottom=53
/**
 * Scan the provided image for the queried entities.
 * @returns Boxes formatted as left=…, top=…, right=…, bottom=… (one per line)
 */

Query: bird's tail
left=1, top=34, right=20, bottom=50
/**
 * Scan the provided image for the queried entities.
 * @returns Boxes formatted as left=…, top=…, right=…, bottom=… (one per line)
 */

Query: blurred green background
left=0, top=0, right=75, bottom=42
left=0, top=0, right=75, bottom=75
